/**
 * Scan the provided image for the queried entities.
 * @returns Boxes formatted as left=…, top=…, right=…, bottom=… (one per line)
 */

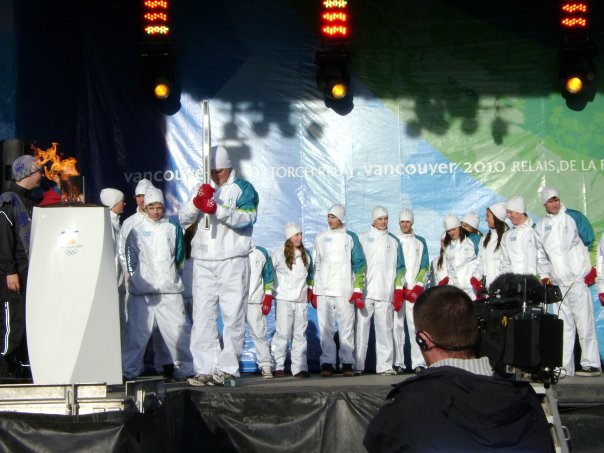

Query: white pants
left=152, top=327, right=173, bottom=371
left=122, top=293, right=194, bottom=379
left=191, top=257, right=249, bottom=376
left=271, top=299, right=308, bottom=374
left=354, top=298, right=394, bottom=373
left=550, top=283, right=600, bottom=375
left=246, top=303, right=272, bottom=368
left=393, top=300, right=426, bottom=369
left=316, top=295, right=355, bottom=366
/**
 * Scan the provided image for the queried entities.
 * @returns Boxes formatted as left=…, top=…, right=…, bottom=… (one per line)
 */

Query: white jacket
left=474, top=229, right=505, bottom=287
left=248, top=245, right=274, bottom=304
left=313, top=226, right=366, bottom=298
left=596, top=234, right=604, bottom=294
left=125, top=216, right=185, bottom=295
left=179, top=170, right=258, bottom=261
left=360, top=227, right=404, bottom=302
left=108, top=211, right=124, bottom=289
left=535, top=205, right=592, bottom=285
left=118, top=210, right=147, bottom=273
left=272, top=246, right=313, bottom=302
left=500, top=217, right=542, bottom=276
left=396, top=231, right=429, bottom=287
left=445, top=237, right=477, bottom=291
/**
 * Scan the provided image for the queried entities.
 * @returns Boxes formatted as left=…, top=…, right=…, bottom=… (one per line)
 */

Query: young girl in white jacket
left=441, top=213, right=478, bottom=299
left=270, top=222, right=314, bottom=378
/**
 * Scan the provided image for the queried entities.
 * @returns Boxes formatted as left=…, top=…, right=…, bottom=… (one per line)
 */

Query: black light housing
left=315, top=49, right=353, bottom=114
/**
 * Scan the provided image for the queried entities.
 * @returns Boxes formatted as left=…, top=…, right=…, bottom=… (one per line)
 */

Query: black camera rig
left=475, top=273, right=564, bottom=387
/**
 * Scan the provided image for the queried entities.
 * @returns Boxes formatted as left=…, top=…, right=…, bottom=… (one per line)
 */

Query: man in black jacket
left=0, top=155, right=42, bottom=378
left=364, top=285, right=553, bottom=452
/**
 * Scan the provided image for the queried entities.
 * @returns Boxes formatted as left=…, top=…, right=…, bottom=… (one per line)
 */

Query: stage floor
left=1, top=372, right=604, bottom=452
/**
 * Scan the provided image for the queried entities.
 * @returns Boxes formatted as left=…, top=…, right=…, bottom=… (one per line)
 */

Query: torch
left=202, top=99, right=211, bottom=230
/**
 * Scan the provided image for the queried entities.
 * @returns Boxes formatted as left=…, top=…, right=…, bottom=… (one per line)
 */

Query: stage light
left=153, top=79, right=171, bottom=99
left=558, top=1, right=596, bottom=108
left=564, top=76, right=583, bottom=94
left=315, top=49, right=353, bottom=114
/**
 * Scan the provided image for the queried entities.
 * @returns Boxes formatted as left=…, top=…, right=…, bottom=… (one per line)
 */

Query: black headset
left=415, top=331, right=475, bottom=352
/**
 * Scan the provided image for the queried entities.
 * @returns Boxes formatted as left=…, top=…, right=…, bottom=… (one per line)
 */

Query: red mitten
left=438, top=276, right=449, bottom=286
left=307, top=287, right=314, bottom=304
left=470, top=277, right=482, bottom=294
left=261, top=294, right=272, bottom=316
left=599, top=293, right=604, bottom=307
left=406, top=285, right=423, bottom=303
left=197, top=183, right=215, bottom=199
left=584, top=267, right=597, bottom=286
left=193, top=196, right=217, bottom=214
left=393, top=289, right=405, bottom=312
left=350, top=292, right=364, bottom=309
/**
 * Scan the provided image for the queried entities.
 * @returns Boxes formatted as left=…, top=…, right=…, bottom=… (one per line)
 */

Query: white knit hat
left=211, top=145, right=232, bottom=169
left=461, top=212, right=480, bottom=229
left=372, top=206, right=388, bottom=221
left=506, top=195, right=526, bottom=214
left=100, top=188, right=124, bottom=209
left=144, top=187, right=164, bottom=207
left=284, top=222, right=301, bottom=240
left=488, top=202, right=507, bottom=222
left=540, top=186, right=559, bottom=205
left=328, top=203, right=345, bottom=222
left=443, top=213, right=460, bottom=230
left=399, top=208, right=414, bottom=223
left=135, top=178, right=154, bottom=196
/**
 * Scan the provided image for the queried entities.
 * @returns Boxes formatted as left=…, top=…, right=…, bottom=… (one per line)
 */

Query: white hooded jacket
left=313, top=227, right=366, bottom=298
left=360, top=227, right=404, bottom=302
left=272, top=246, right=313, bottom=302
left=535, top=205, right=592, bottom=285
left=500, top=217, right=543, bottom=276
left=445, top=237, right=477, bottom=291
left=396, top=231, right=429, bottom=287
left=125, top=216, right=185, bottom=295
left=179, top=169, right=258, bottom=261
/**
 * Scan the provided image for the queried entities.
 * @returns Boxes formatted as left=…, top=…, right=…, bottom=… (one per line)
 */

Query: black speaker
left=1, top=139, right=25, bottom=192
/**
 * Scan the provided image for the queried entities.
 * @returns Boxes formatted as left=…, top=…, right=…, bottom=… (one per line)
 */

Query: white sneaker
left=261, top=366, right=274, bottom=379
left=187, top=374, right=215, bottom=387
left=212, top=370, right=236, bottom=386
left=379, top=369, right=398, bottom=376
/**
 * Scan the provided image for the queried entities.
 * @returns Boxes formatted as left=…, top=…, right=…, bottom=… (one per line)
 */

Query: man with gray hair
left=0, top=155, right=43, bottom=378
left=180, top=145, right=259, bottom=386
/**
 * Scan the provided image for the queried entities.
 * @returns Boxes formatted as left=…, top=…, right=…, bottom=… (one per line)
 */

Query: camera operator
left=364, top=285, right=553, bottom=453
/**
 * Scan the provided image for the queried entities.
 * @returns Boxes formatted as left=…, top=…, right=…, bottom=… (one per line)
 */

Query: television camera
left=475, top=273, right=564, bottom=387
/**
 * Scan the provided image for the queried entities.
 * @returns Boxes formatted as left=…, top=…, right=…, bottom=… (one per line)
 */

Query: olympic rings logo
left=65, top=248, right=78, bottom=256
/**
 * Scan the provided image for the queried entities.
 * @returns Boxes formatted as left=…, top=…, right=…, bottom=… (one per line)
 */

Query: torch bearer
left=202, top=99, right=211, bottom=230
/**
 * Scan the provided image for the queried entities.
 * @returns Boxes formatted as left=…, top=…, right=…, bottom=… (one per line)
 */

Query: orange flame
left=32, top=142, right=80, bottom=182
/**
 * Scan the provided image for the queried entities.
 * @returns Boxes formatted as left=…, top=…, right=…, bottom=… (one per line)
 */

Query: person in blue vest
left=0, top=155, right=43, bottom=378
left=312, top=203, right=366, bottom=377
left=536, top=186, right=601, bottom=377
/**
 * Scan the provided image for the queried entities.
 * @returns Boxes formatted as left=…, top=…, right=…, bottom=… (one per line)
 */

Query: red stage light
left=320, top=0, right=349, bottom=42
left=561, top=2, right=588, bottom=29
left=142, top=0, right=170, bottom=37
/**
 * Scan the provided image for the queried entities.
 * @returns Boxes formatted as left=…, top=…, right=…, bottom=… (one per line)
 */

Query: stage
left=1, top=373, right=604, bottom=452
